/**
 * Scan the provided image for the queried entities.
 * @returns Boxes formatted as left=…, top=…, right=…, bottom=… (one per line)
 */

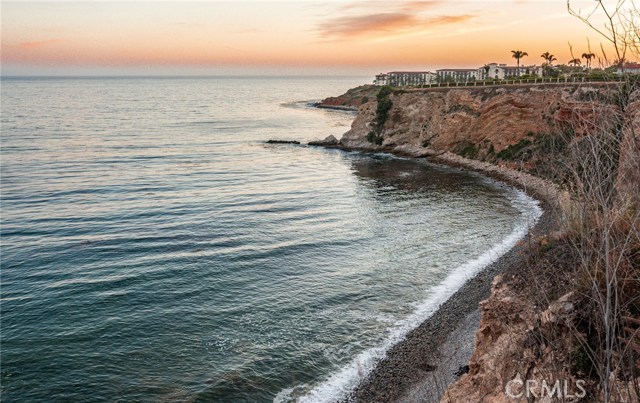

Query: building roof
left=436, top=68, right=478, bottom=72
left=387, top=71, right=435, bottom=74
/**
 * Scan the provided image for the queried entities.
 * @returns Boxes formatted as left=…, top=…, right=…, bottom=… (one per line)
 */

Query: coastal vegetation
left=454, top=140, right=478, bottom=158
left=501, top=78, right=640, bottom=401
left=541, top=51, right=557, bottom=65
left=511, top=50, right=528, bottom=74
left=318, top=85, right=378, bottom=109
left=366, top=86, right=393, bottom=145
left=451, top=2, right=640, bottom=400
left=541, top=52, right=558, bottom=77
left=315, top=1, right=639, bottom=401
left=529, top=3, right=640, bottom=399
left=327, top=14, right=638, bottom=400
left=582, top=52, right=596, bottom=69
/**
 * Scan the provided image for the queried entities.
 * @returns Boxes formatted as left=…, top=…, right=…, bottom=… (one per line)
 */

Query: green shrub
left=572, top=344, right=595, bottom=376
left=366, top=131, right=384, bottom=145
left=535, top=133, right=567, bottom=154
left=375, top=97, right=392, bottom=130
left=456, top=140, right=478, bottom=158
left=496, top=139, right=532, bottom=160
left=367, top=86, right=394, bottom=145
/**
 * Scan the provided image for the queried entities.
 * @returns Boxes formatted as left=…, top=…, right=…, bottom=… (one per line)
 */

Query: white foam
left=284, top=188, right=542, bottom=403
left=273, top=387, right=296, bottom=403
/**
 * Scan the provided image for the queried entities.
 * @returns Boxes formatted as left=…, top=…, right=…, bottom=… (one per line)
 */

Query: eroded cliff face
left=617, top=88, right=640, bottom=210
left=441, top=275, right=585, bottom=403
left=340, top=85, right=619, bottom=161
left=332, top=83, right=640, bottom=401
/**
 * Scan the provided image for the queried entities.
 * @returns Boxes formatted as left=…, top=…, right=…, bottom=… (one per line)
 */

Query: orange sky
left=1, top=1, right=631, bottom=76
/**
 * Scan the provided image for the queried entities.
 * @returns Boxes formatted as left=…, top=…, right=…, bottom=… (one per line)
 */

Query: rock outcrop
left=441, top=276, right=585, bottom=403
left=339, top=85, right=621, bottom=160
left=329, top=82, right=640, bottom=401
left=266, top=139, right=300, bottom=144
left=308, top=134, right=338, bottom=146
left=317, top=85, right=378, bottom=109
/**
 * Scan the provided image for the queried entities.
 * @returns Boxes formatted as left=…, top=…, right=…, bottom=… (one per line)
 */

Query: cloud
left=232, top=27, right=263, bottom=34
left=338, top=1, right=442, bottom=12
left=317, top=12, right=476, bottom=40
left=400, top=1, right=443, bottom=12
left=429, top=15, right=476, bottom=25
left=17, top=39, right=64, bottom=50
left=319, top=13, right=419, bottom=38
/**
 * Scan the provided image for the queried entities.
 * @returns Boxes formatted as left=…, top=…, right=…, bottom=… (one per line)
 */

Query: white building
left=374, top=73, right=389, bottom=86
left=616, top=62, right=640, bottom=74
left=374, top=71, right=437, bottom=87
left=375, top=63, right=547, bottom=87
left=481, top=63, right=543, bottom=79
left=436, top=68, right=482, bottom=82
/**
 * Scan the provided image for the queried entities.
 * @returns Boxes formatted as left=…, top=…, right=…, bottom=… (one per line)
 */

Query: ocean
left=0, top=76, right=541, bottom=402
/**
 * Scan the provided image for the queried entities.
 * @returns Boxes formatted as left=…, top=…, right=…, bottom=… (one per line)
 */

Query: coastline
left=311, top=102, right=358, bottom=112
left=307, top=76, right=639, bottom=400
left=334, top=147, right=566, bottom=402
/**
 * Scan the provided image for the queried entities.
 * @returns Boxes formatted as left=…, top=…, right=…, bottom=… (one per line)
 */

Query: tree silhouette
left=482, top=64, right=491, bottom=79
left=540, top=52, right=557, bottom=77
left=581, top=52, right=596, bottom=69
left=613, top=58, right=626, bottom=71
left=511, top=50, right=528, bottom=76
left=569, top=58, right=582, bottom=66
left=540, top=52, right=557, bottom=64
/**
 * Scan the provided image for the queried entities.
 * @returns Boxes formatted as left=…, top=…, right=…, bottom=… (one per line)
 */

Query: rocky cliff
left=318, top=85, right=379, bottom=109
left=328, top=83, right=640, bottom=401
left=340, top=84, right=619, bottom=162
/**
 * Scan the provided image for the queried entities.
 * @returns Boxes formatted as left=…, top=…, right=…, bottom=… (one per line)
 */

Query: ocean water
left=0, top=76, right=541, bottom=402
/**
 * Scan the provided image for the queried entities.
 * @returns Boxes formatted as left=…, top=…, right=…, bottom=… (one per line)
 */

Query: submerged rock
left=308, top=135, right=338, bottom=146
left=266, top=139, right=300, bottom=144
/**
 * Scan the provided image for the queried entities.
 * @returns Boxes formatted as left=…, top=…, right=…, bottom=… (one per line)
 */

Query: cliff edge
left=324, top=83, right=640, bottom=402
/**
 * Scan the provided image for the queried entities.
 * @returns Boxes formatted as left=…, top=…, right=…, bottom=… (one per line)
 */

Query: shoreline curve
left=297, top=144, right=567, bottom=402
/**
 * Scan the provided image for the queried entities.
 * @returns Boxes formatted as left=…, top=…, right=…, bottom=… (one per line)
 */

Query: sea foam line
left=276, top=187, right=542, bottom=403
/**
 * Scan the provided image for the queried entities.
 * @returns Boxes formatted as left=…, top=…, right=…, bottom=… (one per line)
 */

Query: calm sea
left=0, top=76, right=541, bottom=402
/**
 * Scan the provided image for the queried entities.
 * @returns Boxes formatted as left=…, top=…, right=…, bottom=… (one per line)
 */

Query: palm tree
left=581, top=52, right=595, bottom=69
left=540, top=52, right=557, bottom=77
left=511, top=50, right=528, bottom=76
left=540, top=52, right=557, bottom=64
left=482, top=64, right=491, bottom=80
left=569, top=58, right=582, bottom=67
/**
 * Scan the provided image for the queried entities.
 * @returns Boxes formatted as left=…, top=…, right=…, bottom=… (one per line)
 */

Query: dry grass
left=511, top=76, right=640, bottom=401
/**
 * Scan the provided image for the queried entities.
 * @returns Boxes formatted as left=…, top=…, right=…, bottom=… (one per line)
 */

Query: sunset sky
left=1, top=0, right=628, bottom=76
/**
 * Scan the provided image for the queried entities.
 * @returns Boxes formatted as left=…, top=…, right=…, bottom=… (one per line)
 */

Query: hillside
left=324, top=82, right=640, bottom=401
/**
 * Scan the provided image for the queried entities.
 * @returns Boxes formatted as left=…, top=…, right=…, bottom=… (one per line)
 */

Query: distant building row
left=374, top=63, right=545, bottom=86
left=375, top=62, right=640, bottom=86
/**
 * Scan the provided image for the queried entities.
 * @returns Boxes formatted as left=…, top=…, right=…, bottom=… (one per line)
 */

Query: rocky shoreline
left=307, top=92, right=574, bottom=401
left=309, top=80, right=639, bottom=401
left=292, top=122, right=567, bottom=401
left=311, top=102, right=358, bottom=112
left=324, top=147, right=566, bottom=402
left=289, top=131, right=562, bottom=400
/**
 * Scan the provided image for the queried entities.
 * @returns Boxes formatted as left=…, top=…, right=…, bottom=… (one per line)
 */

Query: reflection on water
left=351, top=154, right=483, bottom=192
left=1, top=77, right=530, bottom=402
